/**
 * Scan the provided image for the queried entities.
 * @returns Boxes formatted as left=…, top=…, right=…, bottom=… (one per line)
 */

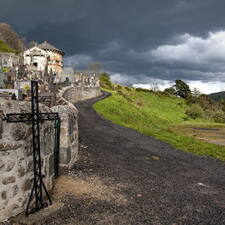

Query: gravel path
left=44, top=92, right=225, bottom=225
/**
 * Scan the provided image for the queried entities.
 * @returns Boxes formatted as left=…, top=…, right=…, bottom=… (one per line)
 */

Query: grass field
left=94, top=87, right=225, bottom=161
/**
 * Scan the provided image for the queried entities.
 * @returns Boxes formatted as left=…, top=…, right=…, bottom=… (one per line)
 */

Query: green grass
left=94, top=88, right=225, bottom=161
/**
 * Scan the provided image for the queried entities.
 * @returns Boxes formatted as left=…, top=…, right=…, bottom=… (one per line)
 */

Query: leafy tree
left=164, top=87, right=176, bottom=95
left=174, top=80, right=191, bottom=99
left=192, top=88, right=201, bottom=98
left=99, top=73, right=112, bottom=89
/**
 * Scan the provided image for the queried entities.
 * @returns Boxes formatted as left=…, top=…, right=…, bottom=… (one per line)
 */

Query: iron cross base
left=3, top=80, right=60, bottom=217
left=4, top=112, right=60, bottom=216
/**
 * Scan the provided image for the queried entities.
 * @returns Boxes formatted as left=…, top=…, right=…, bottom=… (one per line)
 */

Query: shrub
left=212, top=111, right=225, bottom=123
left=124, top=86, right=131, bottom=91
left=186, top=104, right=204, bottom=119
left=115, top=84, right=122, bottom=90
left=135, top=88, right=153, bottom=93
left=164, top=87, right=176, bottom=96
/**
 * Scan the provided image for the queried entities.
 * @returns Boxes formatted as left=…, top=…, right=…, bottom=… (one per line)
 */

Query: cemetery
left=0, top=41, right=101, bottom=221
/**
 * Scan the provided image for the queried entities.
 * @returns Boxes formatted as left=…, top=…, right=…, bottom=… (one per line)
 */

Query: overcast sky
left=1, top=0, right=225, bottom=93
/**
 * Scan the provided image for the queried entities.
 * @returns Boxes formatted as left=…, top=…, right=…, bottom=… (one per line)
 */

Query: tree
left=186, top=87, right=202, bottom=104
left=174, top=80, right=191, bottom=99
left=0, top=23, right=25, bottom=52
left=149, top=82, right=159, bottom=91
left=192, top=88, right=201, bottom=98
left=164, top=87, right=176, bottom=95
left=99, top=73, right=112, bottom=89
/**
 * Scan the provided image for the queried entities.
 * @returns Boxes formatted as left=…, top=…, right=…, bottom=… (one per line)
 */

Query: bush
left=186, top=104, right=204, bottom=119
left=164, top=87, right=176, bottom=96
left=135, top=88, right=153, bottom=93
left=124, top=86, right=131, bottom=91
left=115, top=84, right=122, bottom=90
left=212, top=111, right=225, bottom=123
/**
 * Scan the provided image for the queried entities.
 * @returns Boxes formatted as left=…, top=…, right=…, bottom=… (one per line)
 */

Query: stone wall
left=52, top=97, right=79, bottom=172
left=0, top=97, right=79, bottom=221
left=0, top=100, right=55, bottom=221
left=59, top=85, right=101, bottom=103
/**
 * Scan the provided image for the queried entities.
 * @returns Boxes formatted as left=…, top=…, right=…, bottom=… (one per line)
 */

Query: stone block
left=26, top=159, right=33, bottom=172
left=6, top=160, right=16, bottom=172
left=0, top=159, right=5, bottom=169
left=2, top=176, right=16, bottom=185
left=12, top=185, right=18, bottom=197
left=59, top=147, right=71, bottom=165
left=10, top=124, right=27, bottom=141
left=23, top=144, right=32, bottom=157
left=22, top=179, right=32, bottom=192
left=1, top=191, right=7, bottom=200
left=17, top=166, right=26, bottom=177
left=48, top=154, right=54, bottom=177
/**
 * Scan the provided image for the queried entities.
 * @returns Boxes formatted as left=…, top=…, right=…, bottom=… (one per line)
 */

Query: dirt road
left=43, top=92, right=225, bottom=225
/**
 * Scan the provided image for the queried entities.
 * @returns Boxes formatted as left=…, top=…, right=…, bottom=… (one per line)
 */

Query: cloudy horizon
left=1, top=0, right=225, bottom=94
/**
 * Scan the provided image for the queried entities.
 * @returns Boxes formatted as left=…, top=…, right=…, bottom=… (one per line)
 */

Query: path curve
left=46, top=92, right=225, bottom=225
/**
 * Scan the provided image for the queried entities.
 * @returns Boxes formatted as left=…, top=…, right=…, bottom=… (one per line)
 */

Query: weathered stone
left=48, top=154, right=54, bottom=176
left=0, top=93, right=80, bottom=221
left=10, top=204, right=19, bottom=211
left=1, top=151, right=10, bottom=156
left=17, top=197, right=26, bottom=207
left=22, top=179, right=32, bottom=191
left=23, top=144, right=32, bottom=157
left=1, top=191, right=7, bottom=200
left=0, top=143, right=22, bottom=151
left=59, top=147, right=71, bottom=164
left=24, top=127, right=32, bottom=138
left=6, top=160, right=16, bottom=172
left=17, top=166, right=26, bottom=177
left=0, top=159, right=5, bottom=169
left=10, top=124, right=27, bottom=141
left=27, top=160, right=33, bottom=172
left=3, top=176, right=16, bottom=185
left=12, top=185, right=18, bottom=197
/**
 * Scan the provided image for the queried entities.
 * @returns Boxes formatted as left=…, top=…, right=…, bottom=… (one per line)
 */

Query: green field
left=94, top=88, right=225, bottom=161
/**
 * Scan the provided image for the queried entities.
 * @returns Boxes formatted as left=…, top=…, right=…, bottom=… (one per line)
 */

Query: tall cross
left=3, top=80, right=60, bottom=216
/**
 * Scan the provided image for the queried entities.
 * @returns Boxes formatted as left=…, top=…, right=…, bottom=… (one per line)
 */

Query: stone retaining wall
left=0, top=100, right=55, bottom=221
left=59, top=85, right=101, bottom=103
left=52, top=97, right=79, bottom=172
left=0, top=98, right=79, bottom=221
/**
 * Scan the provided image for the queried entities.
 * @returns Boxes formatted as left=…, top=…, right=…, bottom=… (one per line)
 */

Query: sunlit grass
left=94, top=88, right=225, bottom=161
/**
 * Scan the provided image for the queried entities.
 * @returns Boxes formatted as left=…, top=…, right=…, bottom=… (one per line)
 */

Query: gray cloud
left=1, top=0, right=225, bottom=92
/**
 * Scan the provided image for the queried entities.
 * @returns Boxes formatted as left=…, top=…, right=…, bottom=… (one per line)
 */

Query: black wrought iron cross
left=3, top=80, right=60, bottom=216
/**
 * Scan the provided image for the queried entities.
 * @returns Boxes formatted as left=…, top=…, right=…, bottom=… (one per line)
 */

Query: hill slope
left=94, top=87, right=225, bottom=161
left=209, top=91, right=225, bottom=102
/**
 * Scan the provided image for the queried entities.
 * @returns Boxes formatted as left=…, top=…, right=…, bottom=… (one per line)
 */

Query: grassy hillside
left=209, top=91, right=225, bottom=102
left=94, top=87, right=225, bottom=161
left=0, top=40, right=17, bottom=53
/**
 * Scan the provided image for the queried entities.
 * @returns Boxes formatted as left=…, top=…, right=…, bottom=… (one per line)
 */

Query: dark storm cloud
left=1, top=0, right=225, bottom=91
